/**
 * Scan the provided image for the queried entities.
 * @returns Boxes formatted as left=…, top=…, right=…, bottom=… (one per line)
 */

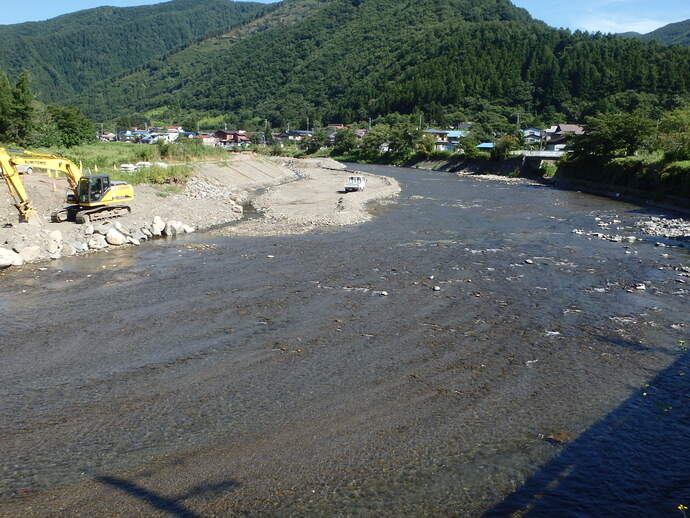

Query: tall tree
left=10, top=71, right=34, bottom=143
left=47, top=105, right=95, bottom=147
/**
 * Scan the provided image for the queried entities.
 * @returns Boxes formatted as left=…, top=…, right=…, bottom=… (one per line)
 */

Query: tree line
left=0, top=70, right=94, bottom=148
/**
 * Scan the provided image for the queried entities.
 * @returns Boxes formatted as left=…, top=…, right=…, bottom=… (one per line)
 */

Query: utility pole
left=307, top=117, right=310, bottom=132
left=368, top=117, right=372, bottom=130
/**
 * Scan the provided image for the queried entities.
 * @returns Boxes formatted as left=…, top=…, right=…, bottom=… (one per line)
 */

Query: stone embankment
left=0, top=217, right=196, bottom=268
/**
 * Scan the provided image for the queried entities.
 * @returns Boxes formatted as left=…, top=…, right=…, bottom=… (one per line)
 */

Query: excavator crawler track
left=76, top=205, right=131, bottom=224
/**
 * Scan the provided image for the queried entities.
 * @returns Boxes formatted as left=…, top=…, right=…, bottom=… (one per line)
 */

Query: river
left=1, top=164, right=688, bottom=517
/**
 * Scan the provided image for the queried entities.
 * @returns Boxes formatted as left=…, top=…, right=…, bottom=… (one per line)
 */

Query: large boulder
left=132, top=229, right=147, bottom=242
left=182, top=225, right=195, bottom=234
left=105, top=228, right=127, bottom=246
left=151, top=216, right=165, bottom=236
left=72, top=241, right=89, bottom=253
left=141, top=227, right=153, bottom=238
left=114, top=221, right=131, bottom=236
left=94, top=222, right=113, bottom=235
left=88, top=234, right=108, bottom=250
left=61, top=242, right=76, bottom=257
left=0, top=247, right=24, bottom=268
left=83, top=224, right=95, bottom=236
left=18, top=245, right=43, bottom=263
left=163, top=220, right=184, bottom=237
left=47, top=230, right=63, bottom=255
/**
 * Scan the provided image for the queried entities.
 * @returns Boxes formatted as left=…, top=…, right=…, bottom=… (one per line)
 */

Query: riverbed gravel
left=0, top=163, right=688, bottom=518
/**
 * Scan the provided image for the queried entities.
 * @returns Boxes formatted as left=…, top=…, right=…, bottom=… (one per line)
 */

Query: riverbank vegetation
left=560, top=106, right=690, bottom=200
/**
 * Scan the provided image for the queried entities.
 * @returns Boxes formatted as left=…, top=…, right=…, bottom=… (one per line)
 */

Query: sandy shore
left=0, top=155, right=400, bottom=267
left=221, top=159, right=401, bottom=237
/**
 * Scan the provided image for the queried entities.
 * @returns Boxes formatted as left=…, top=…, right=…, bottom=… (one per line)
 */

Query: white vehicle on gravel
left=344, top=175, right=367, bottom=192
left=135, top=161, right=152, bottom=169
left=119, top=163, right=138, bottom=173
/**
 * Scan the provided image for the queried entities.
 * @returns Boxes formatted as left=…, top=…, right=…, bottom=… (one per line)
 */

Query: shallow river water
left=1, top=165, right=688, bottom=517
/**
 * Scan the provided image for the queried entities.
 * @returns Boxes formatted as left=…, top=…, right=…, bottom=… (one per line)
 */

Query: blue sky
left=3, top=0, right=690, bottom=33
left=512, top=0, right=690, bottom=34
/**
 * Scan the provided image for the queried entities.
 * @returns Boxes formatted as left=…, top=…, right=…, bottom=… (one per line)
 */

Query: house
left=194, top=134, right=220, bottom=147
left=98, top=131, right=117, bottom=142
left=476, top=142, right=495, bottom=150
left=118, top=129, right=151, bottom=143
left=520, top=127, right=544, bottom=145
left=546, top=124, right=584, bottom=151
left=275, top=130, right=313, bottom=142
left=423, top=128, right=469, bottom=151
left=214, top=130, right=251, bottom=147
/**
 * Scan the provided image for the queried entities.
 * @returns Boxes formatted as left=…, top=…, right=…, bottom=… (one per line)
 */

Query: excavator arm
left=0, top=148, right=39, bottom=222
left=1, top=147, right=133, bottom=224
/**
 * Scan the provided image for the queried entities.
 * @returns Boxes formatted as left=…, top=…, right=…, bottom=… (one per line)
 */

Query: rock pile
left=184, top=177, right=236, bottom=200
left=636, top=217, right=690, bottom=240
left=0, top=216, right=196, bottom=269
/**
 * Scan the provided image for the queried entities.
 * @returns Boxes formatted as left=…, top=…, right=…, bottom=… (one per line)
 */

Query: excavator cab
left=77, top=175, right=110, bottom=203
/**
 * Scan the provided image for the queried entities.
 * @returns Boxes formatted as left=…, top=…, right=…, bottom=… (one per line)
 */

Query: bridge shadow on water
left=483, top=349, right=690, bottom=518
left=96, top=475, right=238, bottom=518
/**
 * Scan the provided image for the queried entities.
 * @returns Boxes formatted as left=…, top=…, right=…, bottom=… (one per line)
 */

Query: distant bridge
left=512, top=150, right=566, bottom=159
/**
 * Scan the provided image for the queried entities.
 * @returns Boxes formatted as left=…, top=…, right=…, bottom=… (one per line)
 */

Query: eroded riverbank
left=1, top=164, right=688, bottom=517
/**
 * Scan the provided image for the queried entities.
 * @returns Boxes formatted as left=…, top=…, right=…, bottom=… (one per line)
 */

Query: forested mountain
left=0, top=0, right=269, bottom=102
left=640, top=19, right=690, bottom=46
left=71, top=0, right=690, bottom=128
left=621, top=19, right=690, bottom=46
left=2, top=0, right=690, bottom=130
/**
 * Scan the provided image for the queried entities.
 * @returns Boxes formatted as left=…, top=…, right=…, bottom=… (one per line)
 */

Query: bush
left=660, top=160, right=690, bottom=197
left=428, top=150, right=454, bottom=160
left=539, top=162, right=558, bottom=178
left=490, top=136, right=519, bottom=161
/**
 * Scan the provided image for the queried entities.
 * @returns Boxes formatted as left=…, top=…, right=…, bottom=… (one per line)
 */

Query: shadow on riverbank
left=96, top=476, right=239, bottom=518
left=482, top=348, right=690, bottom=518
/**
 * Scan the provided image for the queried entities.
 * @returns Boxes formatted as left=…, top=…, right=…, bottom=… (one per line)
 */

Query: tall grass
left=111, top=164, right=194, bottom=185
left=29, top=140, right=227, bottom=171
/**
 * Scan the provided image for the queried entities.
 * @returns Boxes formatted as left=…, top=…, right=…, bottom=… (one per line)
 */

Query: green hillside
left=641, top=19, right=690, bottom=46
left=2, top=0, right=689, bottom=129
left=0, top=0, right=269, bottom=102
left=72, top=0, right=690, bottom=127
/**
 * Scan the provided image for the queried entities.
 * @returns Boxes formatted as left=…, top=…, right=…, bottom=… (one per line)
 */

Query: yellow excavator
left=0, top=147, right=134, bottom=224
